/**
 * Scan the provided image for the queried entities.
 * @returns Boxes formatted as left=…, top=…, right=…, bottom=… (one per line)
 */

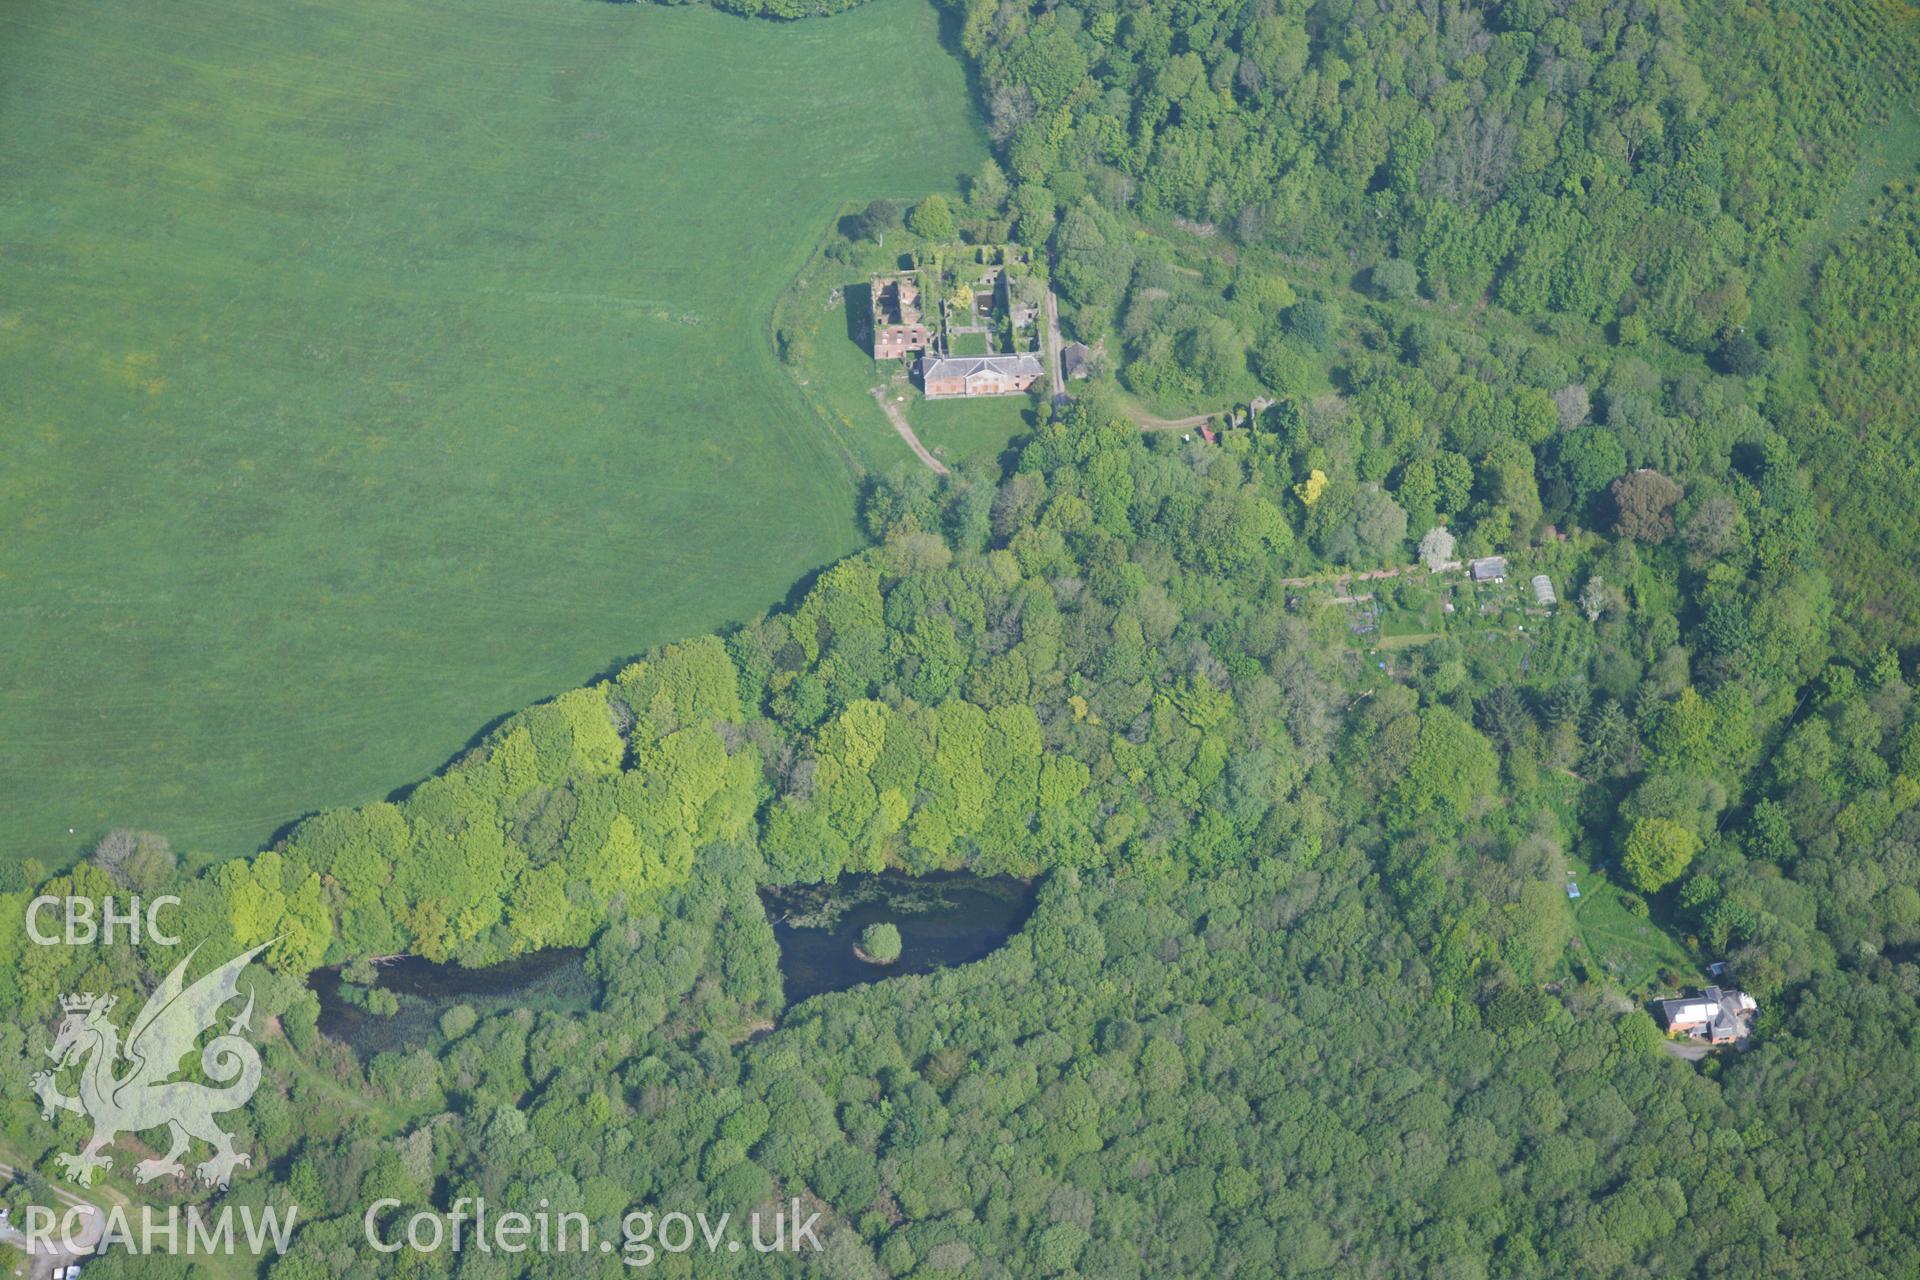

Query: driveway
left=1043, top=254, right=1069, bottom=406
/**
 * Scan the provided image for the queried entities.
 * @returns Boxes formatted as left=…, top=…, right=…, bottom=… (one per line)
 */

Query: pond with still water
left=311, top=948, right=591, bottom=1057
left=759, top=870, right=1037, bottom=1005
left=309, top=871, right=1036, bottom=1053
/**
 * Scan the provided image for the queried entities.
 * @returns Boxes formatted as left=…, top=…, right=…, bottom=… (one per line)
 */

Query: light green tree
left=907, top=195, right=955, bottom=241
left=1622, top=817, right=1702, bottom=892
left=860, top=922, right=902, bottom=963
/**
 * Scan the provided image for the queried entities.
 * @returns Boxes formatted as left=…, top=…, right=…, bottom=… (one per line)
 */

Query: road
left=1660, top=1038, right=1714, bottom=1062
left=868, top=387, right=949, bottom=476
left=0, top=1161, right=101, bottom=1279
left=1043, top=255, right=1069, bottom=406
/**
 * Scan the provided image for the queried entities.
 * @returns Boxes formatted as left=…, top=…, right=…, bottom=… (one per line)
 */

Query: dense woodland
left=8, top=407, right=1920, bottom=1277
left=5, top=0, right=1920, bottom=1275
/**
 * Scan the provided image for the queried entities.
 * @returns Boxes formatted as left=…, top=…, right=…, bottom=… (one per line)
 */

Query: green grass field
left=0, top=0, right=984, bottom=865
left=1748, top=101, right=1920, bottom=375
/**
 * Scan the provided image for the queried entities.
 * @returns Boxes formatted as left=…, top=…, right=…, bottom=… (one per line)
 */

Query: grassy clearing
left=1748, top=101, right=1920, bottom=376
left=1786, top=103, right=1920, bottom=647
left=0, top=0, right=984, bottom=865
left=0, top=1134, right=261, bottom=1280
left=772, top=237, right=922, bottom=475
left=1377, top=586, right=1447, bottom=640
left=1527, top=772, right=1696, bottom=997
left=1563, top=850, right=1697, bottom=996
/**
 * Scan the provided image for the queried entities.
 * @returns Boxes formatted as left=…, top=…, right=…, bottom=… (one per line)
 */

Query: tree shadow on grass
left=930, top=0, right=990, bottom=146
left=845, top=280, right=871, bottom=351
left=988, top=406, right=1040, bottom=474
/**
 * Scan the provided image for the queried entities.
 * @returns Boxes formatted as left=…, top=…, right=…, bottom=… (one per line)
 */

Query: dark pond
left=309, top=871, right=1037, bottom=1052
left=311, top=947, right=591, bottom=1057
left=759, top=870, right=1038, bottom=1005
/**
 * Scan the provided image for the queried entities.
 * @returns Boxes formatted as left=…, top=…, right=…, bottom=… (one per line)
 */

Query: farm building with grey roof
left=918, top=352, right=1043, bottom=398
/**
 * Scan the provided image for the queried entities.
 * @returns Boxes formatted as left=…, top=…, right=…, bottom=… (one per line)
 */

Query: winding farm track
left=870, top=387, right=950, bottom=476
left=0, top=1157, right=103, bottom=1274
left=1131, top=410, right=1215, bottom=431
left=1276, top=559, right=1462, bottom=590
left=1129, top=397, right=1272, bottom=433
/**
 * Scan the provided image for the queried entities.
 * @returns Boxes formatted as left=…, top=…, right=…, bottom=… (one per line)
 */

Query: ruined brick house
left=868, top=247, right=1044, bottom=397
left=870, top=273, right=932, bottom=360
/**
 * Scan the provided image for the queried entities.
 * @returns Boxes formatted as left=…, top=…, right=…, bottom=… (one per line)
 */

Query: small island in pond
left=760, top=870, right=1036, bottom=1005
left=856, top=921, right=902, bottom=965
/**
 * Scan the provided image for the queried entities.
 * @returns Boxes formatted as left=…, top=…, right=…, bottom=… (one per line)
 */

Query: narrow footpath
left=869, top=387, right=950, bottom=476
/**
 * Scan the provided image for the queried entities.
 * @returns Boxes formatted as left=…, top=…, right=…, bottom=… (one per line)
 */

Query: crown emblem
left=34, top=942, right=272, bottom=1189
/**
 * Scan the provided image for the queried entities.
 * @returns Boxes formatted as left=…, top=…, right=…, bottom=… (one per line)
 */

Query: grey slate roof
left=919, top=353, right=1044, bottom=380
left=1469, top=555, right=1508, bottom=581
left=1661, top=984, right=1755, bottom=1042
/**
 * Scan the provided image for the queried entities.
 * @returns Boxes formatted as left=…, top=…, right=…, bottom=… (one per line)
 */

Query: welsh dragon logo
left=31, top=941, right=271, bottom=1188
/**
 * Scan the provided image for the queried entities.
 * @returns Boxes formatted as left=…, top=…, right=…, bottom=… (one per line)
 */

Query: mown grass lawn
left=1564, top=851, right=1698, bottom=997
left=908, top=392, right=1038, bottom=464
left=0, top=0, right=984, bottom=865
left=1529, top=771, right=1698, bottom=997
